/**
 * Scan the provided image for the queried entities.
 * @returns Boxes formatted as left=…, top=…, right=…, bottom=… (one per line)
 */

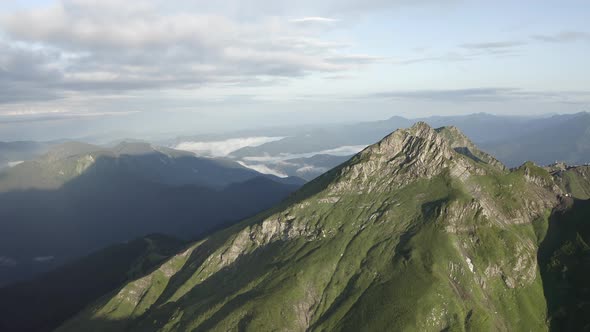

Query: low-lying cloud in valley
left=241, top=145, right=367, bottom=163
left=237, top=161, right=289, bottom=178
left=235, top=145, right=366, bottom=178
left=174, top=136, right=284, bottom=157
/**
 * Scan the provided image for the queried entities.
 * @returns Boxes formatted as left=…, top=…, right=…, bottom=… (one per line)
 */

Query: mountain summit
left=58, top=124, right=582, bottom=331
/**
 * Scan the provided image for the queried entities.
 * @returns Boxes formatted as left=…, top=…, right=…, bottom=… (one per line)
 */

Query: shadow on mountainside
left=0, top=154, right=301, bottom=286
left=0, top=234, right=185, bottom=332
left=539, top=198, right=590, bottom=331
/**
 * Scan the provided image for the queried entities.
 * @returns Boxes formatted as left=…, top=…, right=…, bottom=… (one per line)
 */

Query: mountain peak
left=368, top=121, right=445, bottom=158
left=408, top=120, right=435, bottom=135
left=328, top=124, right=505, bottom=194
left=435, top=125, right=506, bottom=171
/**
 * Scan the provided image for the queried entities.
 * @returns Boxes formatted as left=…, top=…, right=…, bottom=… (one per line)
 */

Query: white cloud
left=7, top=161, right=24, bottom=168
left=296, top=165, right=328, bottom=174
left=532, top=31, right=590, bottom=43
left=237, top=161, right=289, bottom=177
left=2, top=109, right=68, bottom=117
left=0, top=0, right=381, bottom=107
left=320, top=145, right=368, bottom=155
left=242, top=144, right=367, bottom=163
left=235, top=145, right=362, bottom=179
left=290, top=17, right=339, bottom=24
left=175, top=136, right=285, bottom=157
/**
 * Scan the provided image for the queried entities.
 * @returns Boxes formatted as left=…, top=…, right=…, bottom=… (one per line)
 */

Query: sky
left=0, top=0, right=589, bottom=140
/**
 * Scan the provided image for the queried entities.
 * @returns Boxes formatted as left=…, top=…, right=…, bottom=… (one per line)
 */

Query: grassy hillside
left=58, top=123, right=565, bottom=331
left=550, top=165, right=590, bottom=200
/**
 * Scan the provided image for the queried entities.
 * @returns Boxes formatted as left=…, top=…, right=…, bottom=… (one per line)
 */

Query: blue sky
left=0, top=0, right=588, bottom=140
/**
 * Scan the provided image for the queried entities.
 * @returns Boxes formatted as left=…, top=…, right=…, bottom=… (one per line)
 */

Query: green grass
left=556, top=167, right=590, bottom=199
left=58, top=168, right=556, bottom=331
left=56, top=126, right=585, bottom=332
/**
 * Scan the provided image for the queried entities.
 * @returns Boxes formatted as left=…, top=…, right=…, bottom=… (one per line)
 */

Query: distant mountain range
left=48, top=123, right=590, bottom=331
left=481, top=112, right=590, bottom=167
left=3, top=112, right=589, bottom=180
left=213, top=112, right=590, bottom=177
left=0, top=142, right=303, bottom=285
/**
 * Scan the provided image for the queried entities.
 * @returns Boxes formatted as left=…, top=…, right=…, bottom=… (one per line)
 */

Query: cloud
left=393, top=53, right=473, bottom=65
left=235, top=145, right=363, bottom=178
left=368, top=88, right=590, bottom=104
left=152, top=0, right=451, bottom=18
left=370, top=88, right=518, bottom=102
left=2, top=109, right=69, bottom=117
left=7, top=161, right=24, bottom=167
left=0, top=109, right=140, bottom=124
left=296, top=165, right=329, bottom=174
left=242, top=145, right=366, bottom=162
left=237, top=161, right=289, bottom=177
left=0, top=41, right=65, bottom=104
left=175, top=137, right=285, bottom=157
left=394, top=40, right=526, bottom=66
left=460, top=41, right=525, bottom=49
left=326, top=54, right=386, bottom=65
left=319, top=145, right=368, bottom=155
left=0, top=0, right=382, bottom=106
left=460, top=41, right=525, bottom=50
left=532, top=31, right=590, bottom=43
left=290, top=17, right=339, bottom=24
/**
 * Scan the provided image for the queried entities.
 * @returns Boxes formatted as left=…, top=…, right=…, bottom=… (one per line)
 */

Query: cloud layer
left=175, top=137, right=285, bottom=157
left=0, top=0, right=384, bottom=106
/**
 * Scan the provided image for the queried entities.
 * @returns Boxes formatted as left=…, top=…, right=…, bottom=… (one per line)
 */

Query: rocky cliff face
left=59, top=123, right=568, bottom=332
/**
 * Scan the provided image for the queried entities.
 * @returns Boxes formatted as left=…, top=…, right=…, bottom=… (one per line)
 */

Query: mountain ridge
left=57, top=122, right=581, bottom=331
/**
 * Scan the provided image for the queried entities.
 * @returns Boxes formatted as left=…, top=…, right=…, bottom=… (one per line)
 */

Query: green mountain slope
left=59, top=123, right=572, bottom=331
left=549, top=164, right=590, bottom=200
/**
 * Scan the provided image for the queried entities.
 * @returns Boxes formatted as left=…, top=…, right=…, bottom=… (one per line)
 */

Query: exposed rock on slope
left=59, top=123, right=565, bottom=332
